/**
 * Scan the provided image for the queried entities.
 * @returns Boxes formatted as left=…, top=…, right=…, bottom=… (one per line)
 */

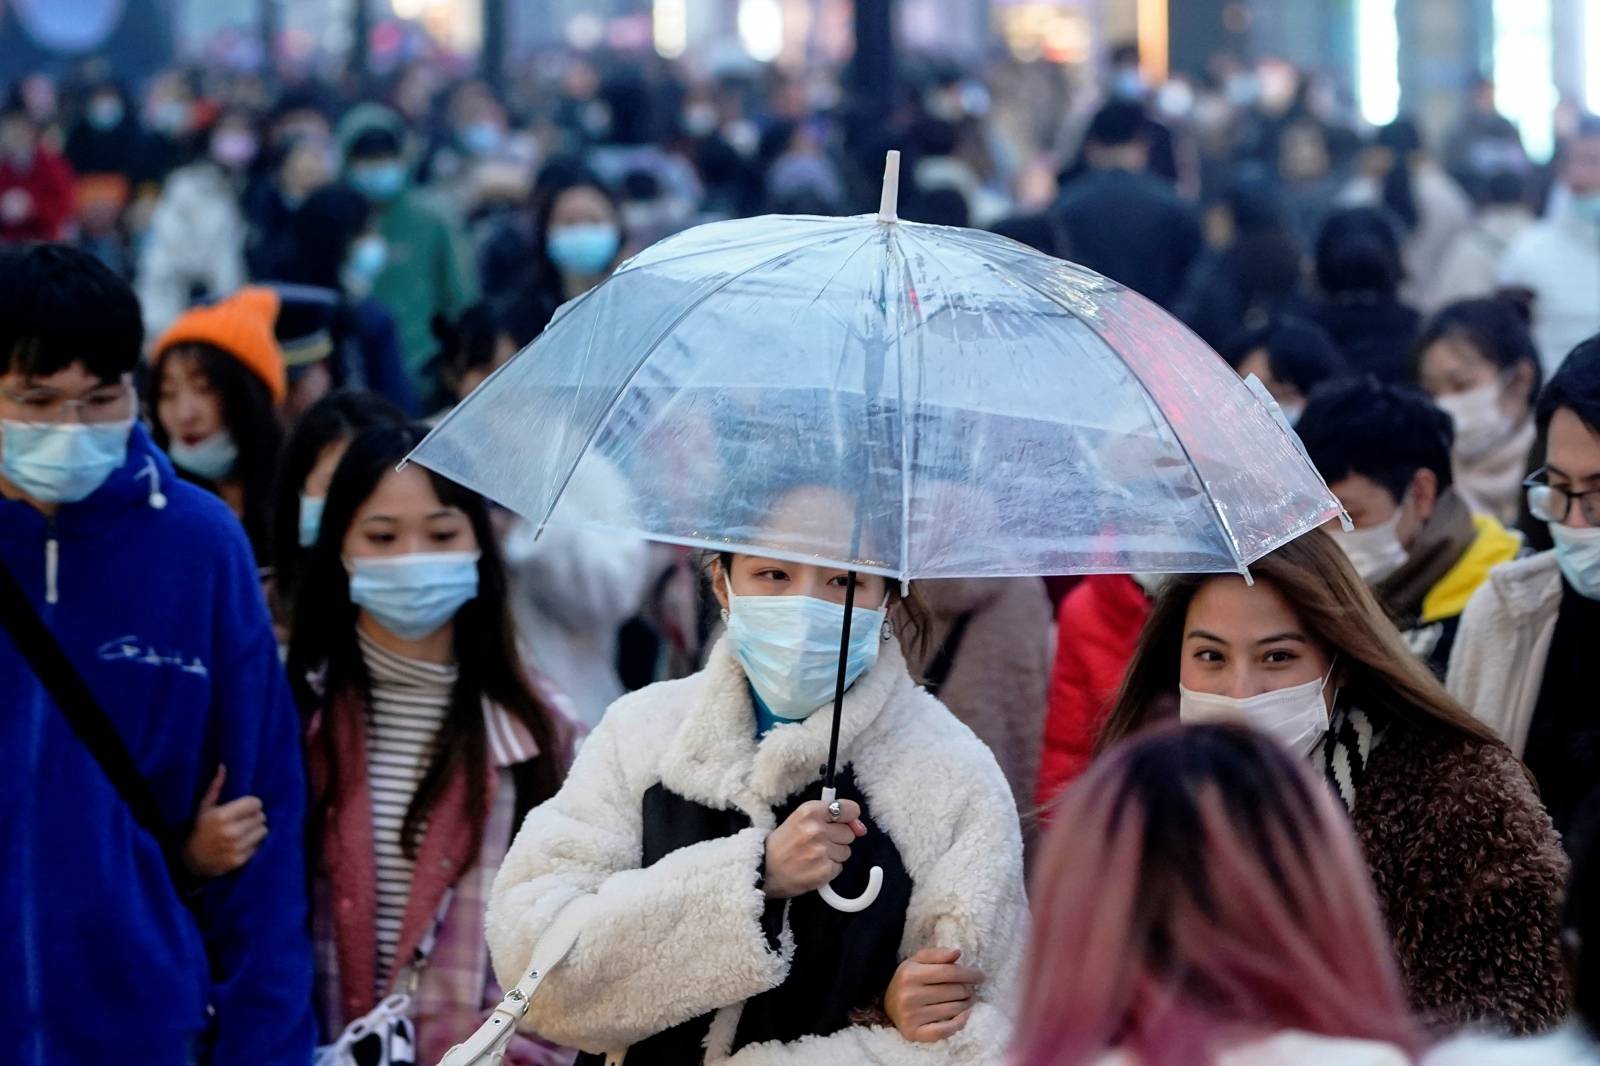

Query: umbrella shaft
left=824, top=571, right=858, bottom=792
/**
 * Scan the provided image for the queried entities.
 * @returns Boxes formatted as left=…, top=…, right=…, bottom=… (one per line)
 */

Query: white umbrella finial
left=878, top=150, right=901, bottom=224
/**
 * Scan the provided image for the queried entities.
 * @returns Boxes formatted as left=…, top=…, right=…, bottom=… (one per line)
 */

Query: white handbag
left=437, top=894, right=626, bottom=1066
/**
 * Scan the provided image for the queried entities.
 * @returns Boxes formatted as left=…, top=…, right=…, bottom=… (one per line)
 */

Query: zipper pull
left=45, top=535, right=59, bottom=606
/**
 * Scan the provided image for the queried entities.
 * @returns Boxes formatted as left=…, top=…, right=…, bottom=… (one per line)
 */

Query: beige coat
left=1446, top=551, right=1563, bottom=756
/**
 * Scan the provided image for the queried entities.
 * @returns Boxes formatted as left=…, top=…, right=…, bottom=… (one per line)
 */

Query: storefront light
left=739, top=0, right=784, bottom=63
left=1493, top=0, right=1555, bottom=160
left=1355, top=0, right=1399, bottom=126
left=653, top=0, right=687, bottom=59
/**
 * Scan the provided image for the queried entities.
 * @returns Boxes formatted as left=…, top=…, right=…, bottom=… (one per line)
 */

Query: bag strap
left=0, top=556, right=189, bottom=889
left=439, top=894, right=625, bottom=1066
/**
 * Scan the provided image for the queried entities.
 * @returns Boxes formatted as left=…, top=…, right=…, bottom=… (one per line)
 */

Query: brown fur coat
left=1352, top=717, right=1570, bottom=1035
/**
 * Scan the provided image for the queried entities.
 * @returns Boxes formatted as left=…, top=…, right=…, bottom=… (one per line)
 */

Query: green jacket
left=369, top=189, right=478, bottom=397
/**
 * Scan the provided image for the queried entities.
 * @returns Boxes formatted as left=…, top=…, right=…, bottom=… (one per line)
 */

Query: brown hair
left=1097, top=528, right=1500, bottom=755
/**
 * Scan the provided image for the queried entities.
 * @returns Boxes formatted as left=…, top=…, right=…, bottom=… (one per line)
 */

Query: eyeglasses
left=0, top=382, right=134, bottom=424
left=1525, top=470, right=1600, bottom=527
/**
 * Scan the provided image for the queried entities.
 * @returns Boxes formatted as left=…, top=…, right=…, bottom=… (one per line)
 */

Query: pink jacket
left=309, top=686, right=576, bottom=1065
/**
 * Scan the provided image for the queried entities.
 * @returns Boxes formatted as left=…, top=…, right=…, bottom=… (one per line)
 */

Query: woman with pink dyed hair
left=1015, top=722, right=1425, bottom=1066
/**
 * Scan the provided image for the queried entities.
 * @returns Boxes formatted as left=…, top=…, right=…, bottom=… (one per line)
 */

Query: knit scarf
left=1315, top=706, right=1386, bottom=812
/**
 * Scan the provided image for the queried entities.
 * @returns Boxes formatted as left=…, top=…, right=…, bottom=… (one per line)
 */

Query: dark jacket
left=1304, top=295, right=1422, bottom=384
left=1352, top=716, right=1569, bottom=1034
left=1050, top=168, right=1204, bottom=310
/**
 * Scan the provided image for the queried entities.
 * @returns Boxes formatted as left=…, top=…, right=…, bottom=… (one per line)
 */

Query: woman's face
left=1236, top=347, right=1304, bottom=411
left=342, top=465, right=478, bottom=561
left=156, top=351, right=225, bottom=446
left=302, top=437, right=350, bottom=500
left=1179, top=576, right=1336, bottom=704
left=549, top=185, right=618, bottom=230
left=713, top=484, right=890, bottom=608
left=1418, top=336, right=1531, bottom=421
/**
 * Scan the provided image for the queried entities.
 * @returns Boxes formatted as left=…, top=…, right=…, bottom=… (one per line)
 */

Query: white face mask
left=168, top=431, right=238, bottom=482
left=723, top=575, right=887, bottom=722
left=1437, top=381, right=1514, bottom=462
left=1179, top=661, right=1337, bottom=758
left=1330, top=510, right=1409, bottom=585
left=1551, top=523, right=1600, bottom=601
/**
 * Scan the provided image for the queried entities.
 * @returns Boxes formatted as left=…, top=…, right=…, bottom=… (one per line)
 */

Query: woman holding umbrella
left=484, top=478, right=1028, bottom=1065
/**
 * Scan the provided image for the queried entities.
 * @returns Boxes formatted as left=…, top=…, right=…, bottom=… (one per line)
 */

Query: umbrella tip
left=878, top=150, right=901, bottom=224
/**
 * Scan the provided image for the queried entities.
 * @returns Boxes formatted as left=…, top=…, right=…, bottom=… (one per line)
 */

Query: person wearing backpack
left=0, top=243, right=314, bottom=1065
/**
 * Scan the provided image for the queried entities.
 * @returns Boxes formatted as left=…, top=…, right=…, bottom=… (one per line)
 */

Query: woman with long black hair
left=287, top=423, right=573, bottom=1064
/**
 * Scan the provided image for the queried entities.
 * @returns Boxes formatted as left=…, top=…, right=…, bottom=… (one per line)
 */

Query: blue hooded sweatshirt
left=0, top=425, right=314, bottom=1065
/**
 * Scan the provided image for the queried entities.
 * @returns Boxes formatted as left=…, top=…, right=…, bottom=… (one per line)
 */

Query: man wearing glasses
left=0, top=244, right=313, bottom=1064
left=1451, top=335, right=1600, bottom=848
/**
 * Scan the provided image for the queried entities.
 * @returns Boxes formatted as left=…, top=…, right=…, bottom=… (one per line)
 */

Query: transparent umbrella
left=410, top=153, right=1341, bottom=909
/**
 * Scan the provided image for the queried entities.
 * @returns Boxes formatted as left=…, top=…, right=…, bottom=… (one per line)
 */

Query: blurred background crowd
left=7, top=1, right=1600, bottom=1062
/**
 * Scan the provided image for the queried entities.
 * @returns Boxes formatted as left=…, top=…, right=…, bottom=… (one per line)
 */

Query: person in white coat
left=485, top=481, right=1028, bottom=1065
left=136, top=112, right=254, bottom=340
left=500, top=456, right=651, bottom=728
left=1497, top=118, right=1600, bottom=375
left=1448, top=336, right=1600, bottom=843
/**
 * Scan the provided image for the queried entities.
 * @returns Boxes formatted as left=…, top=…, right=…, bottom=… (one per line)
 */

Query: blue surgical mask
left=546, top=223, right=621, bottom=277
left=1571, top=193, right=1600, bottom=227
left=460, top=122, right=503, bottom=156
left=1551, top=523, right=1600, bottom=601
left=167, top=431, right=238, bottom=482
left=0, top=416, right=133, bottom=504
left=298, top=494, right=325, bottom=548
left=723, top=576, right=887, bottom=721
left=350, top=161, right=407, bottom=203
left=347, top=551, right=481, bottom=640
left=343, top=235, right=389, bottom=292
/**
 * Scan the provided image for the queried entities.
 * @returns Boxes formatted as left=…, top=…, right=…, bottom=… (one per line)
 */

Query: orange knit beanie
left=154, top=287, right=286, bottom=404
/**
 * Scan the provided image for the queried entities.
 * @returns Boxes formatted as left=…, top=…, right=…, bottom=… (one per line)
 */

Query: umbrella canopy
left=411, top=203, right=1339, bottom=583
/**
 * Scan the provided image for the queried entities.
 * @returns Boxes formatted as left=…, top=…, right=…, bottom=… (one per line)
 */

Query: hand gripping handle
left=816, top=786, right=883, bottom=913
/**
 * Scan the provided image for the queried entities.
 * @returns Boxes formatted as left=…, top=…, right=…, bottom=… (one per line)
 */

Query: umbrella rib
left=531, top=229, right=870, bottom=533
left=940, top=233, right=1247, bottom=573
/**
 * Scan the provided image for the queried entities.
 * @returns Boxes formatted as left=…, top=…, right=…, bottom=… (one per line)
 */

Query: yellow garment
left=1422, top=514, right=1524, bottom=624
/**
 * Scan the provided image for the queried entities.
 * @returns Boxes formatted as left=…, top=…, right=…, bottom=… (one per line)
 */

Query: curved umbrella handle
left=817, top=786, right=883, bottom=913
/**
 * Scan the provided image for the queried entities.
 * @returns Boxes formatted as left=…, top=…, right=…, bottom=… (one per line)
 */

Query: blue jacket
left=0, top=425, right=314, bottom=1066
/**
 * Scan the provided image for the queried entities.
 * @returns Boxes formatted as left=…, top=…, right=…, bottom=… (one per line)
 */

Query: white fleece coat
left=1446, top=550, right=1563, bottom=756
left=486, top=637, right=1028, bottom=1064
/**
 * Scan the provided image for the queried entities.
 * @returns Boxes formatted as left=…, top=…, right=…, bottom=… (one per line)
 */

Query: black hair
left=0, top=244, right=143, bottom=383
left=989, top=214, right=1061, bottom=258
left=1537, top=334, right=1600, bottom=436
left=1086, top=101, right=1147, bottom=149
left=149, top=343, right=285, bottom=566
left=1109, top=42, right=1140, bottom=67
left=434, top=304, right=504, bottom=390
left=346, top=127, right=403, bottom=161
left=905, top=186, right=970, bottom=228
left=271, top=390, right=407, bottom=614
left=1220, top=316, right=1346, bottom=399
left=1374, top=118, right=1422, bottom=233
left=497, top=287, right=557, bottom=350
left=1566, top=787, right=1600, bottom=1033
left=1480, top=168, right=1527, bottom=207
left=1315, top=207, right=1404, bottom=299
left=1295, top=377, right=1455, bottom=501
left=283, top=183, right=373, bottom=292
left=1416, top=298, right=1543, bottom=405
left=527, top=168, right=621, bottom=294
left=287, top=423, right=567, bottom=860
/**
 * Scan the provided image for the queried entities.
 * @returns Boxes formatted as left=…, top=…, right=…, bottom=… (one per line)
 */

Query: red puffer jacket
left=1034, top=574, right=1150, bottom=816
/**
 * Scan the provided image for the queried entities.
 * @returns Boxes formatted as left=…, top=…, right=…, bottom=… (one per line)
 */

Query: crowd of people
left=3, top=38, right=1600, bottom=1066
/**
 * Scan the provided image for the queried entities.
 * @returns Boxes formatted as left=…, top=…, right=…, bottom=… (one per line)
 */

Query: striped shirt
left=358, top=629, right=457, bottom=992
